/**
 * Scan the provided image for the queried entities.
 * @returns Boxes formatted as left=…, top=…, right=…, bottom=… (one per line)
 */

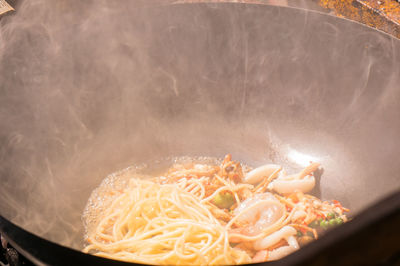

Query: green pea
left=320, top=220, right=329, bottom=229
left=327, top=212, right=336, bottom=220
left=335, top=217, right=344, bottom=225
left=212, top=192, right=235, bottom=209
left=296, top=231, right=303, bottom=237
left=328, top=219, right=337, bottom=227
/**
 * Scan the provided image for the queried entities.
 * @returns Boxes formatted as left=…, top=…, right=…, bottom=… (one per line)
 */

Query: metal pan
left=0, top=1, right=399, bottom=265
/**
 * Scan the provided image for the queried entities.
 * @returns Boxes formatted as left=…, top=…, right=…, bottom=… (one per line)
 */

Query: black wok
left=0, top=0, right=399, bottom=265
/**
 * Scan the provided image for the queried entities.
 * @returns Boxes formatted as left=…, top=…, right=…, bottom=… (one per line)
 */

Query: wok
left=0, top=0, right=399, bottom=265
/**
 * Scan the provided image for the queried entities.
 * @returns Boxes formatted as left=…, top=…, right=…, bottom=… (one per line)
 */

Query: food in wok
left=83, top=155, right=349, bottom=265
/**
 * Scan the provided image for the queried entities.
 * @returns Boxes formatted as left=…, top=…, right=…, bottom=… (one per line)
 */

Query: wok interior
left=1, top=0, right=400, bottom=252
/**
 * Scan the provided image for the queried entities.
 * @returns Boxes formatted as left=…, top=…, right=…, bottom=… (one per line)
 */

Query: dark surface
left=0, top=236, right=33, bottom=266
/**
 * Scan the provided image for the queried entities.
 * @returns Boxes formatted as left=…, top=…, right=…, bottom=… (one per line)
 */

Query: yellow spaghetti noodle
left=83, top=178, right=251, bottom=265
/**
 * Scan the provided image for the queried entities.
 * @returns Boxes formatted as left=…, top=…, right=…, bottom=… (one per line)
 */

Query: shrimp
left=268, top=162, right=320, bottom=194
left=244, top=164, right=281, bottom=185
left=243, top=162, right=320, bottom=194
left=229, top=193, right=299, bottom=262
left=251, top=226, right=299, bottom=262
left=253, top=226, right=298, bottom=250
left=230, top=193, right=286, bottom=238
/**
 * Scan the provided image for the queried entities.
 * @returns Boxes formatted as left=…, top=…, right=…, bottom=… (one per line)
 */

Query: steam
left=0, top=0, right=399, bottom=253
left=0, top=0, right=141, bottom=248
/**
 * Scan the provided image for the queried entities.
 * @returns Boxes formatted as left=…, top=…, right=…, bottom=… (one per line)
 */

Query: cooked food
left=83, top=155, right=349, bottom=265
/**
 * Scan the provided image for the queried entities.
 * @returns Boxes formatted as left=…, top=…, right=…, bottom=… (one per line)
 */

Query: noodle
left=84, top=179, right=251, bottom=265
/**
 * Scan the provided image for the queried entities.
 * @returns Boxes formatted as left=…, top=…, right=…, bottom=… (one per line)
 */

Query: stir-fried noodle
left=83, top=155, right=349, bottom=265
